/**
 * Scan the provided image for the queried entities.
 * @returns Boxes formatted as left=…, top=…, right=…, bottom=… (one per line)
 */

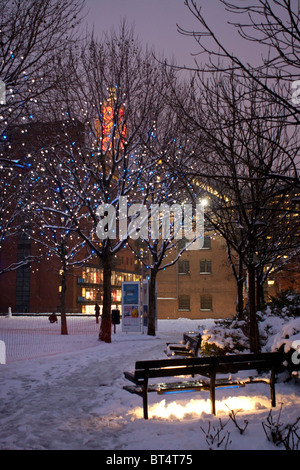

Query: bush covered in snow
left=199, top=318, right=249, bottom=355
left=199, top=290, right=300, bottom=377
left=260, top=291, right=300, bottom=376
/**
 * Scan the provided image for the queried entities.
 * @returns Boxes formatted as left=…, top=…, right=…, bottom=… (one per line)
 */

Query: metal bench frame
left=165, top=332, right=202, bottom=358
left=123, top=352, right=284, bottom=419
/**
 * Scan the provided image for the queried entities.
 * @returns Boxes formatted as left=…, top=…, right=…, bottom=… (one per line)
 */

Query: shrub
left=267, top=290, right=300, bottom=318
left=200, top=319, right=249, bottom=355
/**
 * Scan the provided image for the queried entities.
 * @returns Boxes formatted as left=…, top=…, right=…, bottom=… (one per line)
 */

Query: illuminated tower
left=95, top=87, right=127, bottom=178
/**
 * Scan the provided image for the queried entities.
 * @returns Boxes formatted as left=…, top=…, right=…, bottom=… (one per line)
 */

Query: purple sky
left=83, top=0, right=257, bottom=69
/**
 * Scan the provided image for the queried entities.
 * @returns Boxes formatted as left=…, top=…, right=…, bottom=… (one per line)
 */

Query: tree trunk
left=60, top=267, right=68, bottom=335
left=237, top=256, right=245, bottom=320
left=237, top=278, right=244, bottom=320
left=99, top=248, right=112, bottom=343
left=256, top=273, right=265, bottom=312
left=147, top=268, right=157, bottom=336
left=248, top=264, right=260, bottom=353
left=225, top=244, right=244, bottom=320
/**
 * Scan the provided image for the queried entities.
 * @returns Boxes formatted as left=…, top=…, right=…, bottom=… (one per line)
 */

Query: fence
left=0, top=315, right=101, bottom=363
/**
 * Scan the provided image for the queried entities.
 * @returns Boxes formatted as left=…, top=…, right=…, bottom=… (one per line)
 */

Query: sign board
left=121, top=281, right=141, bottom=332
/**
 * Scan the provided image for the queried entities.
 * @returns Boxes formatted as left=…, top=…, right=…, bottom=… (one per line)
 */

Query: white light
left=128, top=395, right=270, bottom=420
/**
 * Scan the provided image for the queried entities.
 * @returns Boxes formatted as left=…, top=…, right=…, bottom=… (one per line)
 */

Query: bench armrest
left=124, top=371, right=141, bottom=385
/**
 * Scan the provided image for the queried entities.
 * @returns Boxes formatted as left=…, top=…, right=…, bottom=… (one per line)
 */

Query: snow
left=271, top=317, right=300, bottom=354
left=0, top=315, right=299, bottom=451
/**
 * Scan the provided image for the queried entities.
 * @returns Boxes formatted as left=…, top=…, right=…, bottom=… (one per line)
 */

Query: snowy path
left=0, top=317, right=299, bottom=450
left=0, top=318, right=177, bottom=450
left=0, top=339, right=162, bottom=449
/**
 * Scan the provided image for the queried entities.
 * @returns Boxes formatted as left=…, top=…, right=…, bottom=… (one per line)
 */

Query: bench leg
left=270, top=368, right=276, bottom=407
left=210, top=371, right=216, bottom=415
left=143, top=391, right=148, bottom=419
left=143, top=376, right=149, bottom=419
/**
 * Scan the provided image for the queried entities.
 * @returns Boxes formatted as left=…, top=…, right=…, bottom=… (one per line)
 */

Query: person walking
left=95, top=303, right=100, bottom=324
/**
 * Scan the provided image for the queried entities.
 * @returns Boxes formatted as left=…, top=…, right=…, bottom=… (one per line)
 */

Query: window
left=81, top=287, right=102, bottom=301
left=177, top=237, right=187, bottom=251
left=200, top=260, right=212, bottom=274
left=200, top=294, right=213, bottom=311
left=178, top=260, right=190, bottom=274
left=201, top=236, right=211, bottom=249
left=178, top=295, right=190, bottom=311
left=82, top=267, right=102, bottom=284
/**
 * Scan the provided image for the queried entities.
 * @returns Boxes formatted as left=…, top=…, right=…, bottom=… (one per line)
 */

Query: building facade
left=0, top=231, right=238, bottom=318
left=0, top=234, right=142, bottom=315
left=156, top=235, right=237, bottom=319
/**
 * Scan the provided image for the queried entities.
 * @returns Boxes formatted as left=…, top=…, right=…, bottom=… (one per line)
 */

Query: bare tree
left=179, top=0, right=300, bottom=120
left=0, top=0, right=86, bottom=278
left=170, top=69, right=298, bottom=352
left=34, top=24, right=174, bottom=343
left=128, top=103, right=203, bottom=335
left=176, top=0, right=300, bottom=191
left=0, top=0, right=85, bottom=143
left=28, top=172, right=91, bottom=335
left=0, top=130, right=42, bottom=275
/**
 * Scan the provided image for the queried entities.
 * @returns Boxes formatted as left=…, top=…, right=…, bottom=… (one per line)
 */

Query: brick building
left=0, top=120, right=272, bottom=320
left=0, top=231, right=238, bottom=318
left=156, top=235, right=237, bottom=319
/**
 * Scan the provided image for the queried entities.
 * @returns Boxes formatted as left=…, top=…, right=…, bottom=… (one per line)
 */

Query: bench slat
left=135, top=356, right=216, bottom=370
left=133, top=364, right=212, bottom=380
left=135, top=352, right=283, bottom=372
left=165, top=333, right=201, bottom=358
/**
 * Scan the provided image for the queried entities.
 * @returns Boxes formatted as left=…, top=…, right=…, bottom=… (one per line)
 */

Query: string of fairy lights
left=1, top=25, right=218, bottom=283
left=1, top=83, right=216, bottom=279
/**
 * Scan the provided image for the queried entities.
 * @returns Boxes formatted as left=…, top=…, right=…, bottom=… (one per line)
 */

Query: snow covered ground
left=0, top=315, right=299, bottom=452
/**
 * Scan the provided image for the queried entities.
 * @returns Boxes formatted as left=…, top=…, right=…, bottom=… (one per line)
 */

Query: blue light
left=162, top=385, right=243, bottom=395
left=216, top=385, right=242, bottom=390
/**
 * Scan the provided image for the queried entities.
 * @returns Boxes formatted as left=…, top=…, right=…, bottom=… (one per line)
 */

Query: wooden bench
left=165, top=332, right=202, bottom=358
left=123, top=352, right=284, bottom=419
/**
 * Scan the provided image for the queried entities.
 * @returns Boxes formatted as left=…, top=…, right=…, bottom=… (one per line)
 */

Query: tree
left=0, top=0, right=86, bottom=278
left=36, top=24, right=172, bottom=343
left=0, top=0, right=85, bottom=144
left=169, top=69, right=298, bottom=352
left=128, top=103, right=203, bottom=335
left=177, top=0, right=300, bottom=189
left=28, top=163, right=91, bottom=335
left=0, top=124, right=45, bottom=275
left=179, top=0, right=300, bottom=121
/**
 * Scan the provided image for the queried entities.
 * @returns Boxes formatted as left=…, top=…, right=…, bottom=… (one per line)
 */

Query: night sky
left=83, top=0, right=257, bottom=69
